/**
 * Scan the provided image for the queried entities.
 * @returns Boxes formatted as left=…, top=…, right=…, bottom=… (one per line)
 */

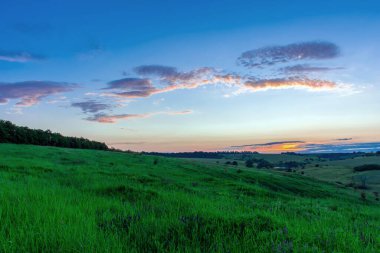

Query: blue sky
left=1, top=0, right=380, bottom=152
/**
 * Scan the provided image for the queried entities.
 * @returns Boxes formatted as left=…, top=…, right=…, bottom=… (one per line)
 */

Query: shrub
left=373, top=192, right=379, bottom=201
left=232, top=161, right=238, bottom=166
left=353, top=164, right=380, bottom=172
left=257, top=160, right=273, bottom=169
left=245, top=159, right=254, bottom=168
left=360, top=192, right=366, bottom=201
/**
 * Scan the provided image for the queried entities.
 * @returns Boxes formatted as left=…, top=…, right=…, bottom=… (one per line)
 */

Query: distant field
left=184, top=153, right=380, bottom=192
left=0, top=144, right=379, bottom=252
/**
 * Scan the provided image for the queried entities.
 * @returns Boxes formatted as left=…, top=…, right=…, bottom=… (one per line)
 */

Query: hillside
left=0, top=144, right=379, bottom=252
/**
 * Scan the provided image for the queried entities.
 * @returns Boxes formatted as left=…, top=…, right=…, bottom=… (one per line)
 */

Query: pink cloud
left=0, top=81, right=77, bottom=107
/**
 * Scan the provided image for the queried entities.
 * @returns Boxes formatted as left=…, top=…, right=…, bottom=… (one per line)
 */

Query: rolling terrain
left=0, top=144, right=379, bottom=252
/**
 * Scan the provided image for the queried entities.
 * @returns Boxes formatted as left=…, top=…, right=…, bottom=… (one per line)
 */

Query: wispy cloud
left=87, top=110, right=192, bottom=123
left=280, top=64, right=344, bottom=73
left=229, top=141, right=305, bottom=153
left=231, top=141, right=305, bottom=148
left=0, top=50, right=45, bottom=63
left=103, top=66, right=224, bottom=98
left=243, top=77, right=338, bottom=92
left=0, top=81, right=77, bottom=107
left=335, top=138, right=353, bottom=141
left=228, top=140, right=380, bottom=153
left=303, top=142, right=380, bottom=153
left=102, top=69, right=350, bottom=99
left=71, top=100, right=112, bottom=113
left=237, top=41, right=340, bottom=68
left=103, top=77, right=157, bottom=98
left=96, top=41, right=351, bottom=102
left=134, top=65, right=179, bottom=77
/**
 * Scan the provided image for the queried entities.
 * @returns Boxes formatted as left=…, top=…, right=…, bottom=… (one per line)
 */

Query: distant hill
left=0, top=119, right=108, bottom=150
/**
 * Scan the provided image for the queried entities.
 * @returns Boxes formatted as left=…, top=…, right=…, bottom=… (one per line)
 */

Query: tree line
left=144, top=151, right=260, bottom=159
left=0, top=120, right=108, bottom=150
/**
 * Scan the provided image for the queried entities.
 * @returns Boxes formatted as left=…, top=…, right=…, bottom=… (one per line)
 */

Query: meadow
left=0, top=144, right=379, bottom=252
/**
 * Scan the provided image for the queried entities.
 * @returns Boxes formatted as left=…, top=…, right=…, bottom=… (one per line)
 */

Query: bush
left=232, top=161, right=238, bottom=166
left=353, top=164, right=380, bottom=172
left=360, top=192, right=366, bottom=201
left=245, top=160, right=254, bottom=168
left=257, top=160, right=273, bottom=169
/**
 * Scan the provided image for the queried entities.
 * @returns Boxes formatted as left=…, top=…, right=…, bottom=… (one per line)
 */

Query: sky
left=1, top=0, right=380, bottom=153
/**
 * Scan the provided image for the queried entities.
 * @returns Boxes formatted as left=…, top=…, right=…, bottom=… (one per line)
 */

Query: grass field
left=0, top=144, right=379, bottom=252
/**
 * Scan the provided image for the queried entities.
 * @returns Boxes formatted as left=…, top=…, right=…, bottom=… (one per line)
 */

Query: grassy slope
left=0, top=144, right=379, bottom=252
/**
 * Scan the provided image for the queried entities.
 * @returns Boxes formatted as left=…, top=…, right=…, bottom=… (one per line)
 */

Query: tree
left=0, top=119, right=108, bottom=151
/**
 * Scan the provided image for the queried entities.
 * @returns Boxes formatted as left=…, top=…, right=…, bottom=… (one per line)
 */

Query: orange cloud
left=244, top=77, right=337, bottom=92
left=229, top=141, right=305, bottom=153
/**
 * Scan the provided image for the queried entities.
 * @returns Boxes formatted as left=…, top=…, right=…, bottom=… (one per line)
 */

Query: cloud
left=104, top=66, right=246, bottom=99
left=280, top=64, right=344, bottom=73
left=134, top=65, right=179, bottom=77
left=237, top=41, right=340, bottom=68
left=71, top=100, right=112, bottom=113
left=229, top=141, right=306, bottom=153
left=104, top=66, right=217, bottom=98
left=0, top=81, right=76, bottom=107
left=228, top=140, right=380, bottom=153
left=87, top=110, right=192, bottom=123
left=243, top=77, right=338, bottom=92
left=231, top=141, right=305, bottom=148
left=335, top=138, right=353, bottom=141
left=103, top=77, right=157, bottom=98
left=302, top=142, right=380, bottom=153
left=105, top=77, right=154, bottom=90
left=87, top=113, right=149, bottom=123
left=102, top=52, right=351, bottom=100
left=0, top=50, right=45, bottom=63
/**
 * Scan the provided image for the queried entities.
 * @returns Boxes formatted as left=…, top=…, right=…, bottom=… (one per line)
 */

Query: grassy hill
left=0, top=144, right=379, bottom=252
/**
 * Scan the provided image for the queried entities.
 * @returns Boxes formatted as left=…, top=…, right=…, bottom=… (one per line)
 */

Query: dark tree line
left=245, top=158, right=274, bottom=169
left=145, top=151, right=259, bottom=159
left=0, top=120, right=108, bottom=150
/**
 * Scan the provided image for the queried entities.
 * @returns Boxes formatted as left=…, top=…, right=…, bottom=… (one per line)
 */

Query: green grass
left=0, top=144, right=379, bottom=252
